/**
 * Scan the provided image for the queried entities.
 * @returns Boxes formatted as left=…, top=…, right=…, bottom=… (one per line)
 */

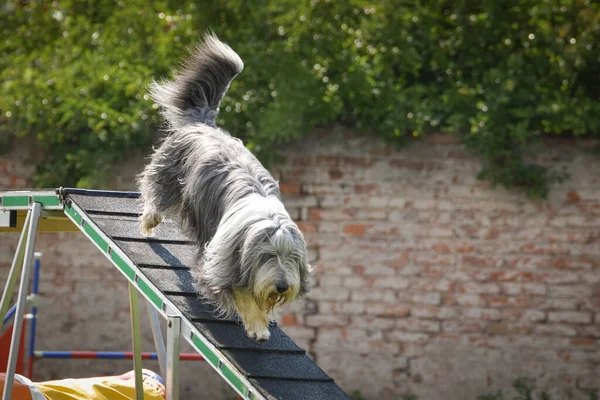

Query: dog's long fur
left=137, top=34, right=312, bottom=341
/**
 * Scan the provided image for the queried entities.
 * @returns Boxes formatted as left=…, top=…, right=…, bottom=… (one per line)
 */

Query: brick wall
left=1, top=128, right=599, bottom=400
left=275, top=127, right=600, bottom=400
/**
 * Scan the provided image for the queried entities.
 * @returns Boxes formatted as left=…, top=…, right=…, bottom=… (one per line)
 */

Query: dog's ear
left=298, top=261, right=314, bottom=297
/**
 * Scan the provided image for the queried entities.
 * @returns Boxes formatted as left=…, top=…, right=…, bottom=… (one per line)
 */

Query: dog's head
left=202, top=194, right=312, bottom=314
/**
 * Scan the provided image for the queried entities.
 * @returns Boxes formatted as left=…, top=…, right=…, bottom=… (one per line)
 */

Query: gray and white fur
left=137, top=34, right=312, bottom=341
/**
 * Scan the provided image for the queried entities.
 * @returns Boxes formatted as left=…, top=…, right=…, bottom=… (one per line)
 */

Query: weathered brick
left=283, top=326, right=316, bottom=341
left=354, top=183, right=379, bottom=195
left=317, top=221, right=341, bottom=233
left=352, top=289, right=396, bottom=303
left=336, top=302, right=366, bottom=315
left=319, top=275, right=343, bottom=287
left=520, top=310, right=546, bottom=323
left=414, top=253, right=457, bottom=266
left=308, top=286, right=350, bottom=301
left=534, top=324, right=578, bottom=337
left=502, top=282, right=547, bottom=296
left=462, top=255, right=506, bottom=268
left=411, top=306, right=458, bottom=320
left=286, top=207, right=300, bottom=220
left=280, top=313, right=299, bottom=327
left=578, top=374, right=600, bottom=390
left=365, top=303, right=410, bottom=317
left=434, top=279, right=454, bottom=292
left=549, top=215, right=600, bottom=228
left=309, top=208, right=355, bottom=221
left=486, top=295, right=529, bottom=308
left=319, top=196, right=341, bottom=208
left=451, top=294, right=485, bottom=307
left=306, top=246, right=319, bottom=263
left=283, top=195, right=318, bottom=208
left=548, top=285, right=593, bottom=298
left=539, top=298, right=580, bottom=311
left=343, top=224, right=369, bottom=236
left=363, top=265, right=395, bottom=276
left=580, top=325, right=600, bottom=338
left=411, top=306, right=439, bottom=319
left=538, top=271, right=581, bottom=284
left=296, top=221, right=318, bottom=233
left=396, top=318, right=441, bottom=333
left=548, top=311, right=592, bottom=324
left=306, top=314, right=349, bottom=328
left=388, top=197, right=408, bottom=208
left=279, top=183, right=302, bottom=195
left=373, top=276, right=409, bottom=290
left=354, top=209, right=388, bottom=220
left=488, top=270, right=535, bottom=282
left=383, top=252, right=410, bottom=268
left=315, top=263, right=354, bottom=276
left=342, top=276, right=368, bottom=288
left=463, top=308, right=503, bottom=321
left=388, top=331, right=430, bottom=343
left=349, top=316, right=396, bottom=330
left=442, top=320, right=488, bottom=333
left=411, top=292, right=442, bottom=306
left=461, top=282, right=501, bottom=294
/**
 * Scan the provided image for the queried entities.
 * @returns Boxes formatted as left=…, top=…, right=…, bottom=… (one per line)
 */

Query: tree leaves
left=1, top=0, right=598, bottom=196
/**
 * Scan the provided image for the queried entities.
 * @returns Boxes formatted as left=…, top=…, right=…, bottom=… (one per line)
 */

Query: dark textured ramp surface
left=252, top=379, right=351, bottom=400
left=116, top=241, right=194, bottom=268
left=66, top=189, right=350, bottom=400
left=93, top=214, right=191, bottom=243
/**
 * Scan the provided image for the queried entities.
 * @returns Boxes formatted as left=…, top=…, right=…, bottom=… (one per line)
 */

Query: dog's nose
left=275, top=282, right=289, bottom=293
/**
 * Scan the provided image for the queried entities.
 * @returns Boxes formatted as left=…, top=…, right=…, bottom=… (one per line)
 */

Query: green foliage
left=350, top=390, right=366, bottom=400
left=478, top=378, right=598, bottom=400
left=1, top=1, right=599, bottom=195
left=401, top=394, right=419, bottom=400
left=478, top=390, right=505, bottom=400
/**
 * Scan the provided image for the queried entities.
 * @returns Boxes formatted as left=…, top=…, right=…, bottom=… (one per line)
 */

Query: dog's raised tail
left=149, top=33, right=243, bottom=129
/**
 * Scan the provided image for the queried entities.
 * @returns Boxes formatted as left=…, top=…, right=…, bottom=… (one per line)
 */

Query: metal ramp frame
left=0, top=188, right=350, bottom=400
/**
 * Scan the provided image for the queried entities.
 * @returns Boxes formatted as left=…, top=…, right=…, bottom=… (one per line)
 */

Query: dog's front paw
left=140, top=212, right=162, bottom=237
left=246, top=327, right=270, bottom=342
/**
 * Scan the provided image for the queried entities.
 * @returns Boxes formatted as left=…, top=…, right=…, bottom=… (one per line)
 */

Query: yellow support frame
left=0, top=210, right=78, bottom=233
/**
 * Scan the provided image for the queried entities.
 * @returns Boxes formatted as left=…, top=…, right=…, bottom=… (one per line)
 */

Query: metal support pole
left=166, top=316, right=181, bottom=400
left=128, top=283, right=144, bottom=400
left=146, top=301, right=167, bottom=379
left=3, top=202, right=41, bottom=400
left=27, top=252, right=42, bottom=379
left=0, top=210, right=32, bottom=324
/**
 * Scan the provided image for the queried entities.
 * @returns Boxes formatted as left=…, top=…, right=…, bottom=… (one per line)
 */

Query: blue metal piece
left=2, top=304, right=16, bottom=327
left=35, top=351, right=160, bottom=360
left=29, top=255, right=41, bottom=360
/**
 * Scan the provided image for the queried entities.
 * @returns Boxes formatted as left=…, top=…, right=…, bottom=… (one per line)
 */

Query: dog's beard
left=251, top=257, right=301, bottom=313
left=233, top=247, right=302, bottom=342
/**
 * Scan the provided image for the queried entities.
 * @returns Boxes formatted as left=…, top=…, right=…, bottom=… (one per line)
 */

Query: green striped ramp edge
left=0, top=192, right=60, bottom=208
left=190, top=332, right=259, bottom=399
left=63, top=202, right=163, bottom=311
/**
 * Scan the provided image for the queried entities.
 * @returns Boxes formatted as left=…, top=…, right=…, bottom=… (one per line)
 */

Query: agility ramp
left=0, top=188, right=350, bottom=400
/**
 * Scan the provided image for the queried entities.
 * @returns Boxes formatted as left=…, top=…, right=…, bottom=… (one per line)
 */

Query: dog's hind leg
left=137, top=138, right=185, bottom=236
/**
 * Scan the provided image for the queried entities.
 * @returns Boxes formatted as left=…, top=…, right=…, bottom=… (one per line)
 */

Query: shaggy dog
left=137, top=34, right=312, bottom=342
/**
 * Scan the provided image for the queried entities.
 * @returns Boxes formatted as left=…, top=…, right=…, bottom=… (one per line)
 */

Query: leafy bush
left=1, top=1, right=599, bottom=195
left=478, top=377, right=598, bottom=400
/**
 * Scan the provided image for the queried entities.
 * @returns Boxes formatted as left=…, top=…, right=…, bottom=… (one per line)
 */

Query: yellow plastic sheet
left=1, top=370, right=166, bottom=400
